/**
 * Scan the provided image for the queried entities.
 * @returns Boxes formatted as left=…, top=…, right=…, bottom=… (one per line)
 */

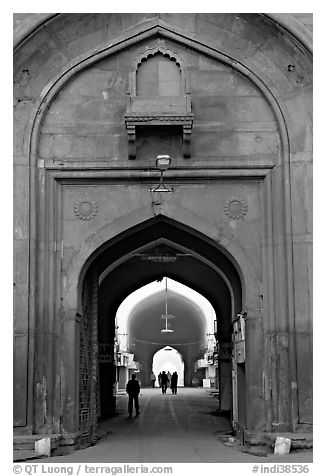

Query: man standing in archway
left=171, top=371, right=178, bottom=394
left=161, top=371, right=169, bottom=394
left=150, top=371, right=156, bottom=388
left=126, top=374, right=140, bottom=418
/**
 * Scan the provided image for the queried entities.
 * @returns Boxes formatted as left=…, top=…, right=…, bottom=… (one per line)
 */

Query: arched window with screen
left=136, top=53, right=182, bottom=97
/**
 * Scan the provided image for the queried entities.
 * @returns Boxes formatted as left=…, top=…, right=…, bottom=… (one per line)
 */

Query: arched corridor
left=115, top=277, right=216, bottom=391
left=80, top=216, right=243, bottom=447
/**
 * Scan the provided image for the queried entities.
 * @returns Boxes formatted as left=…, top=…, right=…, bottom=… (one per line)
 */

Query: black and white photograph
left=12, top=6, right=314, bottom=473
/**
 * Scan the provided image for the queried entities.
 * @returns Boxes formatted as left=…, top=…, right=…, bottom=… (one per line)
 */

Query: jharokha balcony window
left=125, top=46, right=193, bottom=159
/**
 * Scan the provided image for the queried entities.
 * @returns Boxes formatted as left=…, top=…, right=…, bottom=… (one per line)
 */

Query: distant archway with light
left=152, top=346, right=184, bottom=387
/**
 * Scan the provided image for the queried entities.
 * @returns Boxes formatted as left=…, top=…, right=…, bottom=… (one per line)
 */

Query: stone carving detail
left=224, top=197, right=248, bottom=220
left=74, top=198, right=98, bottom=220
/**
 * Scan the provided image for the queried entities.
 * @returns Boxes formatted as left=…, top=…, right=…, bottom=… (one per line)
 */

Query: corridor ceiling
left=127, top=286, right=209, bottom=348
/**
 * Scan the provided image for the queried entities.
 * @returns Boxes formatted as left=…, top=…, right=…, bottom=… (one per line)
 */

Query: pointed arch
left=76, top=214, right=245, bottom=317
left=152, top=347, right=185, bottom=387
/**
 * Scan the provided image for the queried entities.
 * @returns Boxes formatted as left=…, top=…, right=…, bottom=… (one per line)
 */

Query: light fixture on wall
left=149, top=155, right=174, bottom=193
left=161, top=277, right=175, bottom=333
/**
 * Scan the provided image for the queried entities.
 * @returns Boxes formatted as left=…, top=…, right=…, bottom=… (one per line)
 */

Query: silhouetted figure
left=167, top=371, right=172, bottom=387
left=150, top=372, right=156, bottom=388
left=158, top=372, right=162, bottom=387
left=171, top=371, right=178, bottom=394
left=161, top=371, right=169, bottom=394
left=126, top=374, right=140, bottom=417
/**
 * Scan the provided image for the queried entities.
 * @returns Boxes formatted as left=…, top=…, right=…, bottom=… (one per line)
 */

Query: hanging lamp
left=161, top=277, right=175, bottom=333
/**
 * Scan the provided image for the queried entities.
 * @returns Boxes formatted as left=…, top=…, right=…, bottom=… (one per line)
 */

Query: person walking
left=161, top=371, right=169, bottom=394
left=126, top=373, right=140, bottom=417
left=167, top=371, right=172, bottom=388
left=171, top=371, right=178, bottom=394
left=158, top=372, right=162, bottom=388
left=150, top=372, right=156, bottom=388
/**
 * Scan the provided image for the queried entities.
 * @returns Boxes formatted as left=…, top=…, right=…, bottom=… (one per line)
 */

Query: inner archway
left=79, top=215, right=244, bottom=448
left=115, top=277, right=216, bottom=389
left=152, top=347, right=185, bottom=387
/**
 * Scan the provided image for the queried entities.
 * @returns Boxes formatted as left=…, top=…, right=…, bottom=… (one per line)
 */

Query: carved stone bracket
left=183, top=123, right=192, bottom=158
left=126, top=124, right=136, bottom=159
left=125, top=108, right=193, bottom=159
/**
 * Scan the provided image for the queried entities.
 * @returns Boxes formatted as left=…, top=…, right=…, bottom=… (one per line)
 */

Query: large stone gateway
left=13, top=13, right=312, bottom=453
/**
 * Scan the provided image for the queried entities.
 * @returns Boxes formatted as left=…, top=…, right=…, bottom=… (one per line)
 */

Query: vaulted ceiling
left=127, top=287, right=208, bottom=348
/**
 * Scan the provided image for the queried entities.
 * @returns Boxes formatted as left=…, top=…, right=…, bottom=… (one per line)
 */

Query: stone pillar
left=218, top=341, right=232, bottom=411
left=218, top=360, right=232, bottom=411
left=245, top=309, right=265, bottom=432
left=271, top=163, right=298, bottom=431
left=14, top=158, right=32, bottom=432
left=33, top=168, right=65, bottom=437
left=33, top=165, right=54, bottom=435
left=262, top=330, right=293, bottom=432
left=60, top=309, right=80, bottom=437
left=90, top=269, right=99, bottom=444
left=261, top=170, right=293, bottom=432
left=181, top=345, right=190, bottom=386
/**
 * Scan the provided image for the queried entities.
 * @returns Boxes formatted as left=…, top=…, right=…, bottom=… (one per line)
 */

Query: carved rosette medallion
left=224, top=197, right=248, bottom=220
left=74, top=198, right=98, bottom=220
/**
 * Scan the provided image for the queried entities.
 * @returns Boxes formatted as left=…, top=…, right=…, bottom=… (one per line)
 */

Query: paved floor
left=33, top=388, right=312, bottom=463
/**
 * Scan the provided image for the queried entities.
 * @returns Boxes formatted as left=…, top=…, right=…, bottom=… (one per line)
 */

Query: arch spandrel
left=69, top=204, right=258, bottom=288
left=65, top=210, right=256, bottom=314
